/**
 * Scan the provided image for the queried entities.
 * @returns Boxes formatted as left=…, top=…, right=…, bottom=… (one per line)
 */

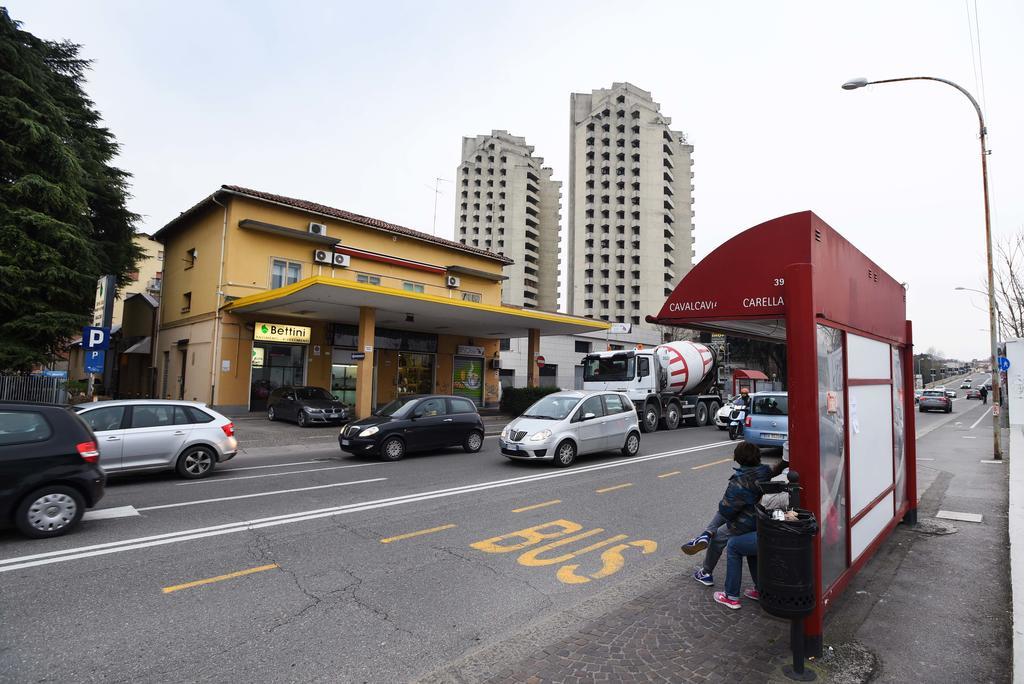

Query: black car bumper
left=339, top=434, right=379, bottom=455
left=79, top=464, right=106, bottom=507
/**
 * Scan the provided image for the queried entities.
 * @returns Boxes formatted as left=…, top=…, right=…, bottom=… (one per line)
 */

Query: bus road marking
left=595, top=483, right=633, bottom=494
left=380, top=524, right=456, bottom=544
left=692, top=457, right=733, bottom=470
left=162, top=563, right=279, bottom=594
left=512, top=500, right=562, bottom=513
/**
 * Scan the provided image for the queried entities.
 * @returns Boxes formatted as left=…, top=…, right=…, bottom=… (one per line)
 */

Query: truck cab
left=581, top=350, right=658, bottom=405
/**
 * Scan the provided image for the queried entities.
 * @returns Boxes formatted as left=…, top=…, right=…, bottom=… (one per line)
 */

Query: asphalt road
left=0, top=419, right=746, bottom=683
left=0, top=387, right=992, bottom=683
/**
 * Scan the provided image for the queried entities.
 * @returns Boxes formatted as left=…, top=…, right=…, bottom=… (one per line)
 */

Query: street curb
left=1009, top=427, right=1023, bottom=684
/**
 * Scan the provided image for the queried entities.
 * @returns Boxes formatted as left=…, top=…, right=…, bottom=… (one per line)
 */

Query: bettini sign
left=254, top=322, right=311, bottom=344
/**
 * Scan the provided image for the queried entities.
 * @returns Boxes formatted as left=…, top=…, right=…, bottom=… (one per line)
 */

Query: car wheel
left=919, top=407, right=926, bottom=413
left=694, top=403, right=710, bottom=427
left=267, top=406, right=276, bottom=421
left=15, top=485, right=85, bottom=539
left=464, top=430, right=484, bottom=453
left=554, top=440, right=577, bottom=468
left=640, top=404, right=659, bottom=433
left=621, top=431, right=640, bottom=457
left=660, top=403, right=681, bottom=430
left=947, top=405, right=953, bottom=413
left=176, top=446, right=217, bottom=479
left=297, top=411, right=308, bottom=428
left=381, top=436, right=405, bottom=461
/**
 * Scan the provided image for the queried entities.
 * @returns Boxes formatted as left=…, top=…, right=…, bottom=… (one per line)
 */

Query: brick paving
left=483, top=569, right=792, bottom=684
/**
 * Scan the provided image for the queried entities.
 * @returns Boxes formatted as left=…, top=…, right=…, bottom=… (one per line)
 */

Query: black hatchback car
left=267, top=386, right=350, bottom=427
left=339, top=395, right=485, bottom=461
left=0, top=402, right=106, bottom=538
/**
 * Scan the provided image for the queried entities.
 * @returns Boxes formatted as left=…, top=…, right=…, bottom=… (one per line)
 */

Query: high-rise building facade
left=567, top=83, right=695, bottom=328
left=456, top=130, right=561, bottom=310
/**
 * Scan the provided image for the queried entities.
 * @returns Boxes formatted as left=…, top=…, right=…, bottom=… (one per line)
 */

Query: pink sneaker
left=743, top=588, right=761, bottom=601
left=713, top=591, right=741, bottom=610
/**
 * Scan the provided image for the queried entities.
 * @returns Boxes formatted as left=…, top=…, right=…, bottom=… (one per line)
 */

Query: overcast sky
left=9, top=0, right=1023, bottom=361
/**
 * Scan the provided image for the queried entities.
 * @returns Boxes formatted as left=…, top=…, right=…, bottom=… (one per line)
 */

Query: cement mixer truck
left=580, top=341, right=723, bottom=433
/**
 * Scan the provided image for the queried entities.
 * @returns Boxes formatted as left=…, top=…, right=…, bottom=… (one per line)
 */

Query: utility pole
left=428, top=177, right=451, bottom=236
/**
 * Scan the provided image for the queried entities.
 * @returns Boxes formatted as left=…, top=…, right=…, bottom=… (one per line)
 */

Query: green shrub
left=500, top=386, right=562, bottom=416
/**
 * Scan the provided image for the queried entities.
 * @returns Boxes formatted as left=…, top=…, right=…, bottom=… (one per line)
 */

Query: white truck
left=581, top=341, right=723, bottom=433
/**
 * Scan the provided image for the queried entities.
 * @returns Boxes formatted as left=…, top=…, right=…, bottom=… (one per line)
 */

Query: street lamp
left=843, top=76, right=1001, bottom=459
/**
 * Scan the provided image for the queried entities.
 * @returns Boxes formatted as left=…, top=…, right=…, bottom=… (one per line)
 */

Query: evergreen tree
left=0, top=8, right=140, bottom=371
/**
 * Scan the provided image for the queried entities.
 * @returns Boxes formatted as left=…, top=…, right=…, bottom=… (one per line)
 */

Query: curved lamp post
left=843, top=76, right=1001, bottom=459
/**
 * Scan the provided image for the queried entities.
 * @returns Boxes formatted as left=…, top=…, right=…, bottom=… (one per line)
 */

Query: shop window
left=402, top=281, right=425, bottom=293
left=181, top=291, right=191, bottom=314
left=271, top=259, right=302, bottom=289
left=574, top=340, right=592, bottom=353
left=357, top=274, right=381, bottom=286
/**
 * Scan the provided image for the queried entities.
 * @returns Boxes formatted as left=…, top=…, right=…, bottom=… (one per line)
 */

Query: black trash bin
left=756, top=501, right=819, bottom=620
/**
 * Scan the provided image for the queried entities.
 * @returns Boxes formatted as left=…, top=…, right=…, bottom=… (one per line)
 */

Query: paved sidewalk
left=421, top=407, right=1011, bottom=683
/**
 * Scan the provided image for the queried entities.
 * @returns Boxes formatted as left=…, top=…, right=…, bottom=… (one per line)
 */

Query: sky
left=8, top=0, right=1024, bottom=361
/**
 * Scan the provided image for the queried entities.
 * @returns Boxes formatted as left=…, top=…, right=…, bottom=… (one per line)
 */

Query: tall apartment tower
left=456, top=130, right=561, bottom=311
left=567, top=83, right=695, bottom=327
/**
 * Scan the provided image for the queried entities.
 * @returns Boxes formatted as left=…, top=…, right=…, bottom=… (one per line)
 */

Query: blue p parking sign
left=84, top=350, right=105, bottom=374
left=82, top=326, right=110, bottom=350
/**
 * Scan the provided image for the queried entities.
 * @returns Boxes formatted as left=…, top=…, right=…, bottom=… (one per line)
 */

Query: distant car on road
left=500, top=390, right=641, bottom=467
left=339, top=395, right=484, bottom=461
left=1, top=402, right=105, bottom=538
left=966, top=388, right=982, bottom=399
left=743, top=392, right=789, bottom=450
left=945, top=389, right=957, bottom=399
left=960, top=380, right=972, bottom=389
left=919, top=389, right=952, bottom=413
left=73, top=400, right=237, bottom=479
left=714, top=396, right=745, bottom=430
left=267, top=386, right=349, bottom=427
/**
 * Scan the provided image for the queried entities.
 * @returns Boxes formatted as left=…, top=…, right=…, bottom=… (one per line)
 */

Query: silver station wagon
left=73, top=400, right=238, bottom=479
left=500, top=390, right=641, bottom=467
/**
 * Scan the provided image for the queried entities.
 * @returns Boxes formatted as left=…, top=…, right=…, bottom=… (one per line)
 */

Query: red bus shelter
left=649, top=211, right=916, bottom=653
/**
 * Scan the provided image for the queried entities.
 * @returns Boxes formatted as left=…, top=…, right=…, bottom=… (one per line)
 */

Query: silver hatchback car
left=73, top=400, right=238, bottom=479
left=500, top=390, right=641, bottom=467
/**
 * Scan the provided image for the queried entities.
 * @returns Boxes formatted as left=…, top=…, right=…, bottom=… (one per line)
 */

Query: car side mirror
left=583, top=412, right=597, bottom=421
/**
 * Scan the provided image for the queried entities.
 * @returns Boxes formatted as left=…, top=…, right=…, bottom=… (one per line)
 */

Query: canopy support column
left=527, top=328, right=540, bottom=388
left=356, top=306, right=376, bottom=419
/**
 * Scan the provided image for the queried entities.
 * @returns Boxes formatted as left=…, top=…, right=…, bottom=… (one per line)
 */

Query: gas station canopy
left=224, top=275, right=609, bottom=338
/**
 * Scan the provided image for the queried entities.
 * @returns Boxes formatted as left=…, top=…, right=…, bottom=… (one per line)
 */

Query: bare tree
left=994, top=231, right=1024, bottom=339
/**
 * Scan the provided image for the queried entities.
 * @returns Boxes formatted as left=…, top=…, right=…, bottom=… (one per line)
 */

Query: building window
left=575, top=340, right=592, bottom=353
left=357, top=274, right=382, bottom=286
left=461, top=291, right=482, bottom=303
left=181, top=291, right=191, bottom=314
left=402, top=281, right=425, bottom=293
left=185, top=247, right=197, bottom=269
left=128, top=270, right=140, bottom=282
left=157, top=251, right=164, bottom=261
left=499, top=338, right=511, bottom=351
left=270, top=259, right=302, bottom=289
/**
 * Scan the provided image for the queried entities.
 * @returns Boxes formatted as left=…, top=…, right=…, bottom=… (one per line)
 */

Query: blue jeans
left=701, top=512, right=730, bottom=574
left=724, top=531, right=758, bottom=599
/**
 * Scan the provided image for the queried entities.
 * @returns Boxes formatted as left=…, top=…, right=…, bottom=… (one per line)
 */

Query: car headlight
left=528, top=429, right=552, bottom=442
left=500, top=425, right=511, bottom=439
left=359, top=426, right=379, bottom=437
left=307, top=408, right=323, bottom=413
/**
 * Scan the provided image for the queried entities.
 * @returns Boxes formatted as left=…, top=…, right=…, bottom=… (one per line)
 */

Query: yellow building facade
left=153, top=186, right=605, bottom=417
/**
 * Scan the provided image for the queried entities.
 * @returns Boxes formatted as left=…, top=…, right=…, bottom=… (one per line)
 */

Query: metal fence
left=0, top=375, right=68, bottom=404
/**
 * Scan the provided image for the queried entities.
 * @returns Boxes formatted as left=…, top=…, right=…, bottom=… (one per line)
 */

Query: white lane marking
left=936, top=510, right=983, bottom=523
left=137, top=477, right=388, bottom=511
left=82, top=506, right=141, bottom=521
left=0, top=440, right=732, bottom=573
left=220, top=459, right=331, bottom=472
left=980, top=459, right=1004, bottom=464
left=962, top=436, right=978, bottom=439
left=970, top=408, right=992, bottom=430
left=177, top=462, right=387, bottom=486
left=918, top=458, right=935, bottom=461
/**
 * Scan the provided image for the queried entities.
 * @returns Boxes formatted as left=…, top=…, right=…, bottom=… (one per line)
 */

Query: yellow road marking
left=657, top=471, right=681, bottom=479
left=595, top=483, right=633, bottom=494
left=691, top=457, right=733, bottom=470
left=512, top=499, right=562, bottom=513
left=162, top=563, right=279, bottom=594
left=380, top=523, right=456, bottom=544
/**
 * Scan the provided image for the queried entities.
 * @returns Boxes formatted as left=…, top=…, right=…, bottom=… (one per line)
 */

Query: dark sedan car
left=0, top=402, right=105, bottom=538
left=919, top=389, right=952, bottom=413
left=966, top=388, right=982, bottom=399
left=339, top=395, right=485, bottom=461
left=267, top=386, right=349, bottom=427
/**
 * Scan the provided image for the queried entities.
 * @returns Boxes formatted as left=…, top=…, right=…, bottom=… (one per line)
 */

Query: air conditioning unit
left=309, top=222, right=328, bottom=236
left=333, top=253, right=350, bottom=268
left=446, top=275, right=461, bottom=288
left=314, top=249, right=332, bottom=264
